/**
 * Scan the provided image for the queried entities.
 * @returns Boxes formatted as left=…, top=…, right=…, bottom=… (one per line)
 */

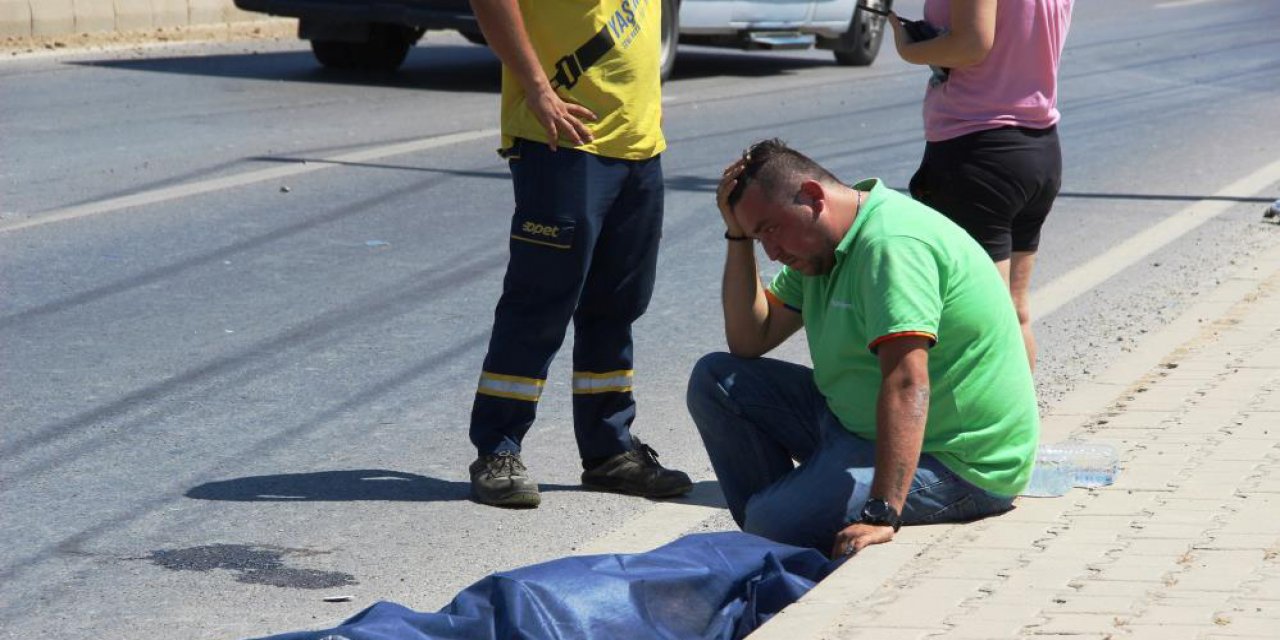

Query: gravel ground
left=1, top=18, right=297, bottom=59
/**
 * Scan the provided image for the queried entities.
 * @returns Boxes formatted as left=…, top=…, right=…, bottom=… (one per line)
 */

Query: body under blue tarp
left=256, top=532, right=836, bottom=640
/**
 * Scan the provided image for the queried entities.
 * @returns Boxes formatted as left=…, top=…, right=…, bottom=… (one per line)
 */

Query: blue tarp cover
left=257, top=532, right=834, bottom=640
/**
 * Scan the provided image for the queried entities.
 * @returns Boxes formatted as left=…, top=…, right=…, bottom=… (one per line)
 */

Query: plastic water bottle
left=1021, top=442, right=1119, bottom=497
left=1061, top=442, right=1120, bottom=488
left=1022, top=445, right=1072, bottom=497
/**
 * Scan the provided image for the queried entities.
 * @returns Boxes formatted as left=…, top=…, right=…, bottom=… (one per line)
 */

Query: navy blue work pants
left=470, top=139, right=664, bottom=462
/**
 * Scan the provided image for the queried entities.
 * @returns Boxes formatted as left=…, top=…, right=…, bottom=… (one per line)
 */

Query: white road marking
left=0, top=128, right=499, bottom=235
left=1033, top=156, right=1280, bottom=318
left=1155, top=0, right=1218, bottom=9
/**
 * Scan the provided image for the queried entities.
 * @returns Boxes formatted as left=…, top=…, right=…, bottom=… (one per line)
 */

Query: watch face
left=863, top=499, right=891, bottom=521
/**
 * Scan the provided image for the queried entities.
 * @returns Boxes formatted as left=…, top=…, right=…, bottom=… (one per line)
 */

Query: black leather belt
left=550, top=26, right=615, bottom=90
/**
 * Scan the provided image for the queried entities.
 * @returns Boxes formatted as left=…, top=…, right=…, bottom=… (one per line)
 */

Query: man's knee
left=686, top=352, right=734, bottom=406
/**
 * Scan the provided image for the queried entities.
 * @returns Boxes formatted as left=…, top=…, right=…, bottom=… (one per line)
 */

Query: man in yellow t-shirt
left=466, top=0, right=690, bottom=508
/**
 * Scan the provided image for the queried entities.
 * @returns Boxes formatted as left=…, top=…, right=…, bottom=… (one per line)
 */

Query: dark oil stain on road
left=145, top=543, right=357, bottom=589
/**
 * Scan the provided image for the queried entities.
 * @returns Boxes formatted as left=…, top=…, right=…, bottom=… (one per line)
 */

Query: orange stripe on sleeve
left=868, top=331, right=937, bottom=352
left=764, top=288, right=785, bottom=309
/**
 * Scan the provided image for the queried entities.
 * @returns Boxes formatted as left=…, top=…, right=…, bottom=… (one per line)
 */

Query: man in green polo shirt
left=687, top=139, right=1038, bottom=558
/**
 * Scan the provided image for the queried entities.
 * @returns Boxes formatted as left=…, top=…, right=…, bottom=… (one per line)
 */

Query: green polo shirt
left=768, top=179, right=1038, bottom=496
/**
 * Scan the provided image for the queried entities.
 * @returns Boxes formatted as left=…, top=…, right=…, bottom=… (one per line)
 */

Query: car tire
left=659, top=0, right=678, bottom=82
left=311, top=24, right=417, bottom=71
left=832, top=0, right=890, bottom=66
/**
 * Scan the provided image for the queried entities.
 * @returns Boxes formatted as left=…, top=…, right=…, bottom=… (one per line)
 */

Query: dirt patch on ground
left=1, top=19, right=298, bottom=58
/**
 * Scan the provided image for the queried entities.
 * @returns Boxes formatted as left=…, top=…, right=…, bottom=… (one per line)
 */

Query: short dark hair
left=726, top=138, right=843, bottom=210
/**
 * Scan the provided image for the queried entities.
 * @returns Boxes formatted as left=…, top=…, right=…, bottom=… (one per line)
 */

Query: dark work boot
left=581, top=438, right=693, bottom=499
left=470, top=452, right=540, bottom=508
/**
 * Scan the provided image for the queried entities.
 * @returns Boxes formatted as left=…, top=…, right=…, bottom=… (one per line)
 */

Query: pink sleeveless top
left=922, top=0, right=1073, bottom=142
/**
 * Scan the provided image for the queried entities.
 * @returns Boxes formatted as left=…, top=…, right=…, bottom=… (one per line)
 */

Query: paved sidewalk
left=754, top=241, right=1280, bottom=639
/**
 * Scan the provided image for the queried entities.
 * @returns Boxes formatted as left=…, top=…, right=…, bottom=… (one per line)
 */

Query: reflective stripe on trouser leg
left=477, top=372, right=545, bottom=402
left=571, top=370, right=634, bottom=395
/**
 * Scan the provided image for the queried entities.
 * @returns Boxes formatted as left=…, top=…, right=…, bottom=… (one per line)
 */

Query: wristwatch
left=859, top=497, right=902, bottom=532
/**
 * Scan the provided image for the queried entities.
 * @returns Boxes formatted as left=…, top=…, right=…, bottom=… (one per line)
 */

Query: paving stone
left=1224, top=599, right=1280, bottom=617
left=1182, top=616, right=1280, bottom=635
left=1089, top=558, right=1179, bottom=583
left=871, top=577, right=989, bottom=609
left=1158, top=496, right=1244, bottom=512
left=1073, top=491, right=1161, bottom=516
left=840, top=626, right=943, bottom=639
left=1044, top=593, right=1140, bottom=615
left=1195, top=533, right=1280, bottom=551
left=1069, top=579, right=1161, bottom=598
left=1112, top=464, right=1184, bottom=490
left=1152, top=431, right=1229, bottom=444
left=1208, top=442, right=1280, bottom=463
left=1062, top=514, right=1147, bottom=529
left=1030, top=612, right=1133, bottom=634
left=1120, top=537, right=1197, bottom=557
left=1141, top=507, right=1227, bottom=526
left=927, top=624, right=1033, bottom=640
left=1164, top=482, right=1242, bottom=500
left=916, top=556, right=1020, bottom=581
left=953, top=592, right=1058, bottom=623
left=1124, top=521, right=1215, bottom=540
left=950, top=521, right=1060, bottom=550
left=1250, top=389, right=1280, bottom=412
left=1131, top=604, right=1226, bottom=625
left=1088, top=412, right=1178, bottom=431
left=1123, top=385, right=1201, bottom=412
left=1201, top=634, right=1280, bottom=639
left=1051, top=524, right=1126, bottom=546
left=997, top=560, right=1098, bottom=593
left=1124, top=622, right=1220, bottom=635
left=1122, top=627, right=1206, bottom=640
left=1169, top=551, right=1273, bottom=592
left=1213, top=508, right=1280, bottom=535
left=1006, top=496, right=1084, bottom=523
left=1237, top=574, right=1280, bottom=600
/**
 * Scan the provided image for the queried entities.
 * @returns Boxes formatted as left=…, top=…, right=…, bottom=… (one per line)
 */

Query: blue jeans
left=686, top=353, right=1014, bottom=551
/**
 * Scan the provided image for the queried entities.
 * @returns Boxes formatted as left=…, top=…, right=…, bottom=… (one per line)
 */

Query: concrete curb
left=1, top=0, right=266, bottom=39
left=751, top=235, right=1280, bottom=638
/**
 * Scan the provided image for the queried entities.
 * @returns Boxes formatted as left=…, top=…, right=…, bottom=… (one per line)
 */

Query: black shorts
left=909, top=125, right=1062, bottom=261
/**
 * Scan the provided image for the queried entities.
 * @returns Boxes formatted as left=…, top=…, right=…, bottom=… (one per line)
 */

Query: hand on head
left=717, top=155, right=750, bottom=237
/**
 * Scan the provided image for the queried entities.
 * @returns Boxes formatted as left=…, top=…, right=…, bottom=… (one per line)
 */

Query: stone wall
left=2, top=0, right=267, bottom=38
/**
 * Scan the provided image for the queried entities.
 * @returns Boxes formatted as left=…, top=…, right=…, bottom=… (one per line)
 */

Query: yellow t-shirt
left=500, top=0, right=666, bottom=160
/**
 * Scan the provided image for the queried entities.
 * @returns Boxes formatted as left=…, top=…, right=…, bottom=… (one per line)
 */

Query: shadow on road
left=187, top=469, right=472, bottom=501
left=188, top=470, right=727, bottom=508
left=669, top=47, right=835, bottom=81
left=72, top=43, right=836, bottom=88
left=73, top=45, right=503, bottom=92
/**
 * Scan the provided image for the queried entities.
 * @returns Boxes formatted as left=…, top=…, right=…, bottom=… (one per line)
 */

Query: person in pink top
left=889, top=0, right=1073, bottom=369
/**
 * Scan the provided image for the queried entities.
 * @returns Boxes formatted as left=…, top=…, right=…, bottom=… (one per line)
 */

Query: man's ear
left=799, top=180, right=825, bottom=218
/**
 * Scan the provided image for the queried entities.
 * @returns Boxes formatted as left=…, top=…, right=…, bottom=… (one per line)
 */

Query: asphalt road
left=2, top=1, right=1278, bottom=637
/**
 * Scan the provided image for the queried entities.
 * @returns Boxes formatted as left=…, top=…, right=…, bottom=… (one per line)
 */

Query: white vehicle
left=674, top=0, right=894, bottom=73
left=232, top=0, right=894, bottom=77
